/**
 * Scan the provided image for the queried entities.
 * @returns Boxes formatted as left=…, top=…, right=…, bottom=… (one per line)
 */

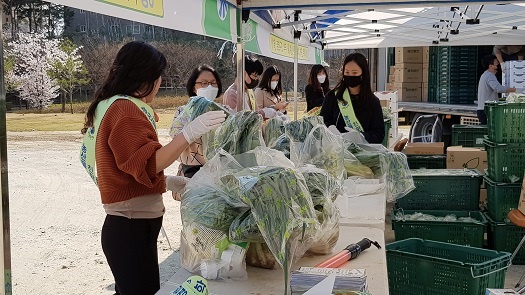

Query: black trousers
left=101, top=215, right=163, bottom=295
left=477, top=110, right=487, bottom=125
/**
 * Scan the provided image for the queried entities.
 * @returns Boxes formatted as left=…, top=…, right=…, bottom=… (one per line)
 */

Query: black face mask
left=246, top=77, right=259, bottom=89
left=343, top=75, right=362, bottom=88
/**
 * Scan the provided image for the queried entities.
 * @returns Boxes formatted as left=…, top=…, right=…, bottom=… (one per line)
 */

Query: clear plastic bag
left=263, top=117, right=285, bottom=147
left=299, top=165, right=342, bottom=254
left=168, top=96, right=226, bottom=138
left=293, top=124, right=346, bottom=182
left=202, top=110, right=265, bottom=160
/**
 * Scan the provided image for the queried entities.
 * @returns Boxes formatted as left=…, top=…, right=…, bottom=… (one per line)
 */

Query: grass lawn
left=5, top=101, right=307, bottom=132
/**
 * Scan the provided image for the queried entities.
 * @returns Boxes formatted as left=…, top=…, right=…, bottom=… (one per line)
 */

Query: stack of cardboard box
left=387, top=47, right=429, bottom=102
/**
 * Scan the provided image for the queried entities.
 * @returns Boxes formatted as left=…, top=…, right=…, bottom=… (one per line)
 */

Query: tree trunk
left=61, top=89, right=66, bottom=113
left=70, top=91, right=74, bottom=114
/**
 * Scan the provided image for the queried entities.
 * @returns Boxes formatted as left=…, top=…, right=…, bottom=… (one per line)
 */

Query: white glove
left=327, top=125, right=342, bottom=135
left=181, top=110, right=226, bottom=143
left=274, top=111, right=291, bottom=122
left=500, top=62, right=506, bottom=72
left=342, top=127, right=368, bottom=144
left=262, top=107, right=277, bottom=119
left=165, top=175, right=190, bottom=194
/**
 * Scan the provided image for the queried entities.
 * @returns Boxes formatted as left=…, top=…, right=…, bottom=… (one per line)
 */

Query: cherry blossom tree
left=6, top=32, right=61, bottom=109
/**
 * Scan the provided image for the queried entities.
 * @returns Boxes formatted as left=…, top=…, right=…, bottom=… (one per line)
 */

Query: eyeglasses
left=195, top=81, right=218, bottom=87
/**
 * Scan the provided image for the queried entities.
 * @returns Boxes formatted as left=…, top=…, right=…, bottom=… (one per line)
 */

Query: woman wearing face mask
left=168, top=64, right=223, bottom=191
left=254, top=65, right=289, bottom=115
left=320, top=53, right=385, bottom=144
left=305, top=64, right=330, bottom=115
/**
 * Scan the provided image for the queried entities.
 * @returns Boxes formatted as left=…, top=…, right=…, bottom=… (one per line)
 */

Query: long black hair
left=334, top=53, right=374, bottom=105
left=258, top=65, right=282, bottom=96
left=82, top=41, right=167, bottom=134
left=307, top=64, right=330, bottom=94
left=186, top=64, right=223, bottom=97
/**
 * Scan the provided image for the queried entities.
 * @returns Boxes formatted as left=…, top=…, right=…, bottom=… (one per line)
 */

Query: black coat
left=320, top=89, right=385, bottom=144
left=305, top=84, right=325, bottom=111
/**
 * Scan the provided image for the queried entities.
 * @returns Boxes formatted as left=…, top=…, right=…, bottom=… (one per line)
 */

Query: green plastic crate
left=387, top=238, right=511, bottom=295
left=406, top=155, right=447, bottom=169
left=485, top=102, right=525, bottom=143
left=484, top=138, right=525, bottom=183
left=485, top=176, right=522, bottom=222
left=396, top=169, right=483, bottom=210
left=452, top=124, right=488, bottom=147
left=486, top=213, right=525, bottom=265
left=392, top=209, right=487, bottom=247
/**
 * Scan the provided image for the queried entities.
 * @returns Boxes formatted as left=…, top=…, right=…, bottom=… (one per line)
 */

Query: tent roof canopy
left=242, top=1, right=525, bottom=49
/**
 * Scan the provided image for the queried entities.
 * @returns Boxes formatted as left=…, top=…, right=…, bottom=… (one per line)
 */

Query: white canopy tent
left=247, top=4, right=525, bottom=49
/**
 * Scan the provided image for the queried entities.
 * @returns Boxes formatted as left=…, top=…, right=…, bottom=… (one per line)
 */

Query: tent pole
left=0, top=11, right=12, bottom=295
left=293, top=33, right=299, bottom=120
left=236, top=4, right=245, bottom=112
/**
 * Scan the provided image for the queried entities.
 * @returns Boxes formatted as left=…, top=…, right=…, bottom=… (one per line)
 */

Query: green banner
left=203, top=0, right=232, bottom=41
left=243, top=19, right=260, bottom=54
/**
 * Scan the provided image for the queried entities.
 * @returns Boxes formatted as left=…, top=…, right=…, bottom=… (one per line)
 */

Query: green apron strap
left=80, top=95, right=156, bottom=185
left=337, top=89, right=364, bottom=132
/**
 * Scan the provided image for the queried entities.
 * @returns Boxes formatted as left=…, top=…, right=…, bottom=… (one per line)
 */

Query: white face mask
left=270, top=81, right=278, bottom=90
left=317, top=75, right=326, bottom=84
left=196, top=85, right=219, bottom=100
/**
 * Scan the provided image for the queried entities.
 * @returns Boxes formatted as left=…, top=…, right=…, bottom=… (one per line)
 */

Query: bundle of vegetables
left=203, top=110, right=264, bottom=160
left=264, top=117, right=285, bottom=147
left=343, top=151, right=375, bottom=179
left=270, top=134, right=290, bottom=158
left=294, top=125, right=346, bottom=181
left=345, top=142, right=414, bottom=201
left=379, top=152, right=415, bottom=201
left=285, top=116, right=324, bottom=143
left=168, top=96, right=228, bottom=139
left=181, top=183, right=239, bottom=232
left=219, top=166, right=319, bottom=294
left=299, top=165, right=341, bottom=254
left=186, top=96, right=225, bottom=120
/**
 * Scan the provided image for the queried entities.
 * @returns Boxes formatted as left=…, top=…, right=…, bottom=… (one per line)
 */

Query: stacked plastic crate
left=392, top=169, right=485, bottom=247
left=428, top=46, right=479, bottom=104
left=484, top=101, right=525, bottom=263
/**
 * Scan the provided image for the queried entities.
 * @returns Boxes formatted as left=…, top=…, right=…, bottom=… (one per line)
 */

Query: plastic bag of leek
left=168, top=96, right=227, bottom=138
left=203, top=110, right=265, bottom=160
left=345, top=143, right=415, bottom=202
left=298, top=165, right=342, bottom=254
left=293, top=124, right=346, bottom=182
left=263, top=117, right=285, bottom=147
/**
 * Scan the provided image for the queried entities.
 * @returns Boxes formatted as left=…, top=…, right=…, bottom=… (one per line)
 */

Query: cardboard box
left=485, top=289, right=518, bottom=295
left=422, top=66, right=429, bottom=83
left=388, top=74, right=395, bottom=83
left=405, top=142, right=445, bottom=155
left=422, top=46, right=429, bottom=64
left=395, top=63, right=423, bottom=83
left=395, top=47, right=423, bottom=64
left=518, top=172, right=525, bottom=215
left=422, top=83, right=428, bottom=102
left=446, top=146, right=488, bottom=173
left=386, top=83, right=396, bottom=91
left=393, top=82, right=421, bottom=102
left=390, top=65, right=396, bottom=75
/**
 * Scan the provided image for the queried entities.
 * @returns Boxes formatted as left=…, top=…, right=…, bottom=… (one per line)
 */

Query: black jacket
left=305, top=84, right=325, bottom=111
left=320, top=89, right=385, bottom=144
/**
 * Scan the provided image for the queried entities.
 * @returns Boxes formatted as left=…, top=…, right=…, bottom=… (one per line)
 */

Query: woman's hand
left=274, top=101, right=289, bottom=111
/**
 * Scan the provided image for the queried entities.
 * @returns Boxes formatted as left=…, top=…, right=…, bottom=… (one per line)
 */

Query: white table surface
left=156, top=226, right=388, bottom=295
left=336, top=183, right=387, bottom=231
